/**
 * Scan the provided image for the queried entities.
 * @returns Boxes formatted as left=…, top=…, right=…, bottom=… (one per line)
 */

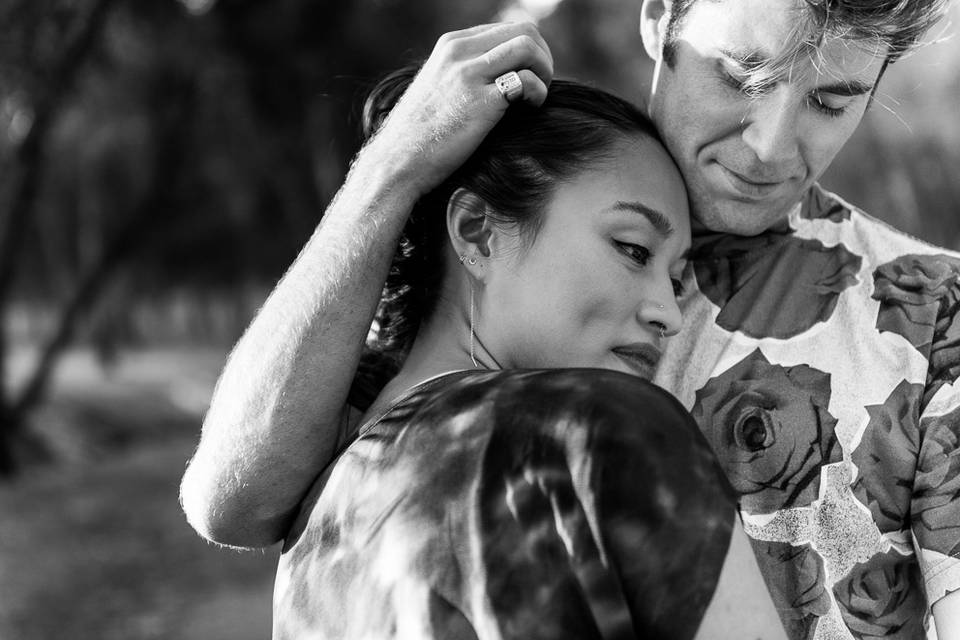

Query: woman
left=269, top=48, right=786, bottom=639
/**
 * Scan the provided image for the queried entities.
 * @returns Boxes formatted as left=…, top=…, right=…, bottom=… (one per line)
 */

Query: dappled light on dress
left=275, top=369, right=735, bottom=639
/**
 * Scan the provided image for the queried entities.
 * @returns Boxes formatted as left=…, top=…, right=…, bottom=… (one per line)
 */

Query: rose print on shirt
left=692, top=232, right=861, bottom=340
left=832, top=549, right=926, bottom=640
left=851, top=380, right=924, bottom=534
left=872, top=254, right=960, bottom=407
left=692, top=349, right=842, bottom=514
left=750, top=539, right=831, bottom=640
left=913, top=405, right=960, bottom=557
left=799, top=184, right=852, bottom=223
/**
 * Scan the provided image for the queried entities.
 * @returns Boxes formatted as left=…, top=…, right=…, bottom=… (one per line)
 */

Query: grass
left=0, top=347, right=279, bottom=640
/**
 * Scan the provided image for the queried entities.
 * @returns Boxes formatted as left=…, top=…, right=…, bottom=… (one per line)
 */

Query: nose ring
left=658, top=324, right=665, bottom=339
left=658, top=304, right=664, bottom=309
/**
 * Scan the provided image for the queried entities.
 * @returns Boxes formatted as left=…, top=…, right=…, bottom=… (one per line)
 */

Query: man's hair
left=662, top=0, right=948, bottom=94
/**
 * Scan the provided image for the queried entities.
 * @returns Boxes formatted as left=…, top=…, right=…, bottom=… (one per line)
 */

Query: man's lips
left=612, top=343, right=662, bottom=378
left=715, top=162, right=794, bottom=199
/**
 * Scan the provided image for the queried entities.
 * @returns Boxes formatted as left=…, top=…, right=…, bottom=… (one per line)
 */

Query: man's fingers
left=434, top=23, right=500, bottom=47
left=461, top=21, right=551, bottom=60
left=476, top=34, right=553, bottom=86
left=486, top=69, right=549, bottom=108
left=516, top=69, right=549, bottom=107
left=450, top=22, right=552, bottom=70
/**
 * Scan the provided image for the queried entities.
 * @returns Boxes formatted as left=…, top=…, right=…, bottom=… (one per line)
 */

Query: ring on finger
left=495, top=71, right=523, bottom=103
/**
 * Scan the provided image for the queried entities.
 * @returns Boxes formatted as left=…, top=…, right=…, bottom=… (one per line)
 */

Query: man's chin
left=691, top=199, right=796, bottom=237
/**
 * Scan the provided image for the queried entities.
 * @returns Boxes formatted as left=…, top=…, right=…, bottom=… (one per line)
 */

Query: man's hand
left=365, top=22, right=553, bottom=199
left=179, top=23, right=553, bottom=548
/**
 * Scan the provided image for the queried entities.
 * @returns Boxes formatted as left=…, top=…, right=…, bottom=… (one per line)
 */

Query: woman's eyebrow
left=607, top=201, right=674, bottom=237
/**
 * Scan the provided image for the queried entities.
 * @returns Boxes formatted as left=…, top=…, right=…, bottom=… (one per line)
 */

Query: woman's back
left=274, top=369, right=737, bottom=639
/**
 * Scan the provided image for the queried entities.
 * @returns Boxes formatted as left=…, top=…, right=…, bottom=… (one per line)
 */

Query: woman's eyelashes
left=614, top=240, right=652, bottom=267
left=614, top=239, right=686, bottom=298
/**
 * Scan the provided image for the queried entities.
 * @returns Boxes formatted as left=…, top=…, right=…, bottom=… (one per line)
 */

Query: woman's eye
left=615, top=241, right=651, bottom=267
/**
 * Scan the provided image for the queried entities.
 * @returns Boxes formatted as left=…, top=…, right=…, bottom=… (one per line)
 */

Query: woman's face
left=479, top=135, right=691, bottom=380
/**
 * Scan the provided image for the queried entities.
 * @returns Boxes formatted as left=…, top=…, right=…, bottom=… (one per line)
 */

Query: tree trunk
left=0, top=0, right=120, bottom=478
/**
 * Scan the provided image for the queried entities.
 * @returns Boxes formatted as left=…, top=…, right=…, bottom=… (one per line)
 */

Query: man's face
left=642, top=0, right=888, bottom=236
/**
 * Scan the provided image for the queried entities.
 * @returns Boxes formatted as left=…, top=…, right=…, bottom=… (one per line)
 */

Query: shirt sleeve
left=474, top=369, right=737, bottom=640
left=912, top=280, right=960, bottom=605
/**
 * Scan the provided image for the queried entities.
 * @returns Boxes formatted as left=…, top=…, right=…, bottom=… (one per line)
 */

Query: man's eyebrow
left=814, top=80, right=875, bottom=96
left=608, top=201, right=674, bottom=237
left=720, top=47, right=876, bottom=96
left=719, top=47, right=768, bottom=70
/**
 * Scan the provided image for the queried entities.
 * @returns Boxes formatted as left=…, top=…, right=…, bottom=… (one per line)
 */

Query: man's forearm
left=180, top=141, right=420, bottom=548
left=180, top=22, right=555, bottom=548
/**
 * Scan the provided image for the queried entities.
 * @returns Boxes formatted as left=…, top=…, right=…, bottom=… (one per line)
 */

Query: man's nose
left=740, top=87, right=801, bottom=168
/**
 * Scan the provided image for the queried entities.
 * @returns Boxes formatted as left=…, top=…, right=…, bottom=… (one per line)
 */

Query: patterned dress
left=655, top=184, right=960, bottom=640
left=274, top=369, right=735, bottom=640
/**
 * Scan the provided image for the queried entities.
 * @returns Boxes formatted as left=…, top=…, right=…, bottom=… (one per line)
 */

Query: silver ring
left=495, top=71, right=523, bottom=103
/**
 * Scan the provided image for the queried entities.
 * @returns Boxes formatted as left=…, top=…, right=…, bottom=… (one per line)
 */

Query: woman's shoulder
left=380, top=367, right=705, bottom=447
left=387, top=367, right=685, bottom=414
left=351, top=368, right=728, bottom=501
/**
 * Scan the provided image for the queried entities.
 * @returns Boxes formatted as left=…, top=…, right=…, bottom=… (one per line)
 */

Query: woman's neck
left=363, top=307, right=489, bottom=422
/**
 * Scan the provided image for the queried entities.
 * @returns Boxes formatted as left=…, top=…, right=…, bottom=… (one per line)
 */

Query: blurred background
left=0, top=0, right=957, bottom=638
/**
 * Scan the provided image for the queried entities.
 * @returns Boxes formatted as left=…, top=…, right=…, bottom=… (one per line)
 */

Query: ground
left=0, top=347, right=279, bottom=640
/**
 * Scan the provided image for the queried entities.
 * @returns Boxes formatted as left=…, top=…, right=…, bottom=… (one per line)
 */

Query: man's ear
left=640, top=0, right=672, bottom=62
left=447, top=188, right=494, bottom=267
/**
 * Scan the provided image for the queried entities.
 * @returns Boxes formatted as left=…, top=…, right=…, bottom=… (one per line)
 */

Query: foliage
left=0, top=0, right=957, bottom=473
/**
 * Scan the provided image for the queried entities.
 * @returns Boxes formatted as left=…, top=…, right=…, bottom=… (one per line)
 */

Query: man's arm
left=179, top=22, right=553, bottom=548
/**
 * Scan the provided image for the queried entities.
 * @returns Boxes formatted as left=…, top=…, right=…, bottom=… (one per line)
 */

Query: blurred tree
left=0, top=0, right=507, bottom=475
left=1, top=0, right=956, bottom=475
left=0, top=0, right=121, bottom=474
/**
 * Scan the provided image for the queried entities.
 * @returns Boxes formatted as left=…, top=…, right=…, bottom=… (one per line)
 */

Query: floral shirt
left=655, top=184, right=960, bottom=640
left=274, top=369, right=735, bottom=640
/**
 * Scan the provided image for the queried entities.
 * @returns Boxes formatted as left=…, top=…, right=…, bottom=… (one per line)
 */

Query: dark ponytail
left=348, top=63, right=663, bottom=410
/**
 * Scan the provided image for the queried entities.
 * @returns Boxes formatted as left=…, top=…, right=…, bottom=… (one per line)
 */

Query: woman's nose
left=638, top=289, right=683, bottom=338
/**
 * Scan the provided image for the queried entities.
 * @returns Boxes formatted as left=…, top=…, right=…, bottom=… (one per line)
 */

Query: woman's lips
left=612, top=344, right=662, bottom=378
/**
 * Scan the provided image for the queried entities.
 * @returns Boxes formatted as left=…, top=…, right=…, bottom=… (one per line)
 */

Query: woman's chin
left=607, top=354, right=655, bottom=380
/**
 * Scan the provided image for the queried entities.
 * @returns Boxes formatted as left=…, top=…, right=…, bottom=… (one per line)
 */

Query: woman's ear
left=640, top=0, right=671, bottom=62
left=447, top=188, right=494, bottom=270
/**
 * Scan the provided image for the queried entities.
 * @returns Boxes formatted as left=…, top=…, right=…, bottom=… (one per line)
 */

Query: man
left=181, top=0, right=960, bottom=637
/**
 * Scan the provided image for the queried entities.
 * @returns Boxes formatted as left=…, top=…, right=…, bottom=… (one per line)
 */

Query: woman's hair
left=349, top=64, right=663, bottom=407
